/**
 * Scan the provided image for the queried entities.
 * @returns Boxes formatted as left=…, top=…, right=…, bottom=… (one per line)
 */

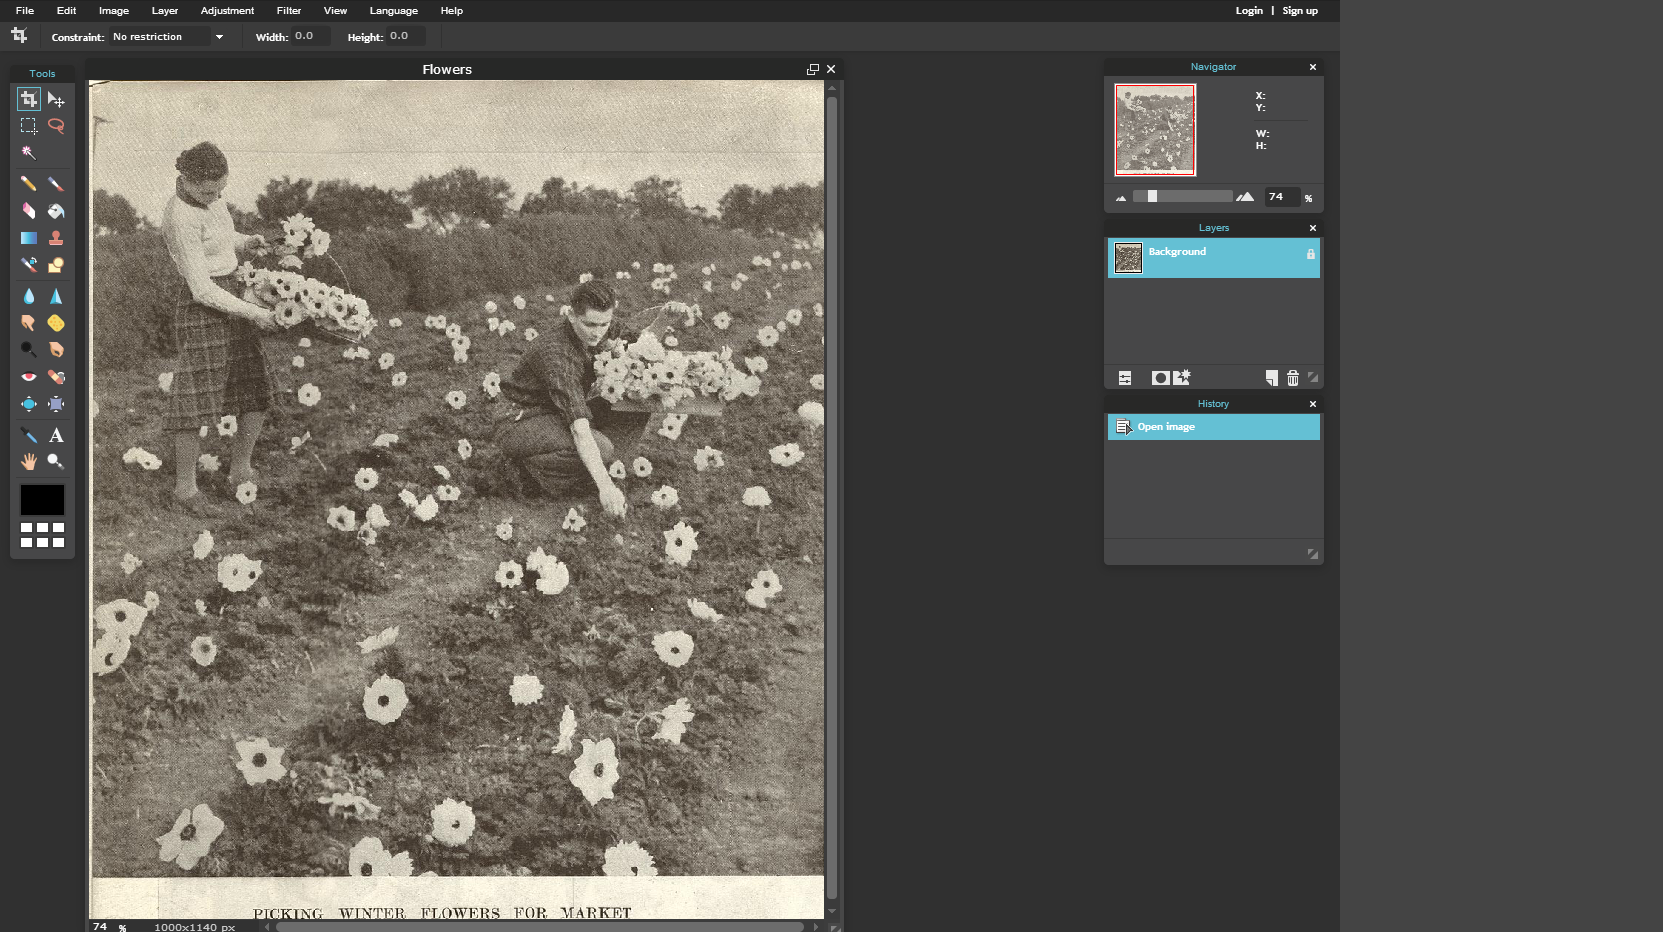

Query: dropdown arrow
left=216, top=34, right=224, bottom=39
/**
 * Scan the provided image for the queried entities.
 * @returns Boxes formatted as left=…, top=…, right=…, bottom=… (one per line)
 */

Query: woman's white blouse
left=161, top=193, right=262, bottom=317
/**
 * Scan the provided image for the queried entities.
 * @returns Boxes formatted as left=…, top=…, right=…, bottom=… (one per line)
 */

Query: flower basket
left=607, top=394, right=725, bottom=416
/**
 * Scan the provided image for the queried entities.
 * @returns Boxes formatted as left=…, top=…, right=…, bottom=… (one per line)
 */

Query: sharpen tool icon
left=50, top=289, right=62, bottom=304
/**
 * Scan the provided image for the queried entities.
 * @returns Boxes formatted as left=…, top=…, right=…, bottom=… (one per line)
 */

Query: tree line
left=93, top=169, right=824, bottom=239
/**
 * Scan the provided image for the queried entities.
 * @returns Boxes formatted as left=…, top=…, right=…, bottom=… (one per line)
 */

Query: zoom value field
left=1105, top=58, right=1324, bottom=212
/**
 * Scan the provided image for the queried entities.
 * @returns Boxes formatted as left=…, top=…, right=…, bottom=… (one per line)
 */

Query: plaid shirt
left=500, top=317, right=638, bottom=425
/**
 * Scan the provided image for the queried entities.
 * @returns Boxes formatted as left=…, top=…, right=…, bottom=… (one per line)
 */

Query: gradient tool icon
left=47, top=313, right=64, bottom=331
left=19, top=231, right=34, bottom=244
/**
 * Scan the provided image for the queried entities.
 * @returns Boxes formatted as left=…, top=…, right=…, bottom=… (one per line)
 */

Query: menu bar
left=3, top=1, right=1338, bottom=21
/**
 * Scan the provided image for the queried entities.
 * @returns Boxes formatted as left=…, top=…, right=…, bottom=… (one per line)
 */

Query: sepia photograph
left=87, top=78, right=825, bottom=917
left=1113, top=83, right=1196, bottom=175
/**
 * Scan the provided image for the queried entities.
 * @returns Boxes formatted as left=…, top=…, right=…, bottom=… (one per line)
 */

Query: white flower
left=495, top=560, right=523, bottom=588
left=290, top=431, right=311, bottom=453
left=299, top=336, right=313, bottom=347
left=144, top=590, right=161, bottom=610
left=752, top=567, right=782, bottom=599
left=694, top=446, right=724, bottom=471
left=663, top=334, right=678, bottom=347
left=357, top=625, right=399, bottom=653
left=579, top=271, right=594, bottom=283
left=712, top=311, right=731, bottom=329
left=91, top=631, right=131, bottom=676
left=562, top=507, right=587, bottom=532
left=234, top=737, right=288, bottom=785
left=745, top=586, right=771, bottom=609
left=217, top=414, right=237, bottom=436
left=121, top=552, right=143, bottom=575
left=742, top=486, right=772, bottom=508
left=445, top=322, right=463, bottom=340
left=192, top=530, right=214, bottom=560
left=554, top=705, right=578, bottom=754
left=602, top=840, right=658, bottom=877
left=495, top=518, right=513, bottom=541
left=388, top=317, right=402, bottom=328
left=434, top=464, right=451, bottom=481
left=378, top=352, right=395, bottom=370
left=365, top=503, right=389, bottom=529
left=95, top=598, right=149, bottom=638
left=797, top=400, right=825, bottom=428
left=570, top=738, right=620, bottom=805
left=429, top=798, right=476, bottom=847
left=663, top=521, right=698, bottom=566
left=327, top=505, right=357, bottom=532
left=354, top=467, right=379, bottom=491
left=534, top=559, right=570, bottom=595
left=348, top=837, right=413, bottom=877
left=786, top=307, right=803, bottom=326
left=158, top=372, right=174, bottom=393
left=195, top=599, right=207, bottom=615
left=814, top=302, right=824, bottom=317
left=363, top=674, right=409, bottom=724
left=197, top=454, right=220, bottom=475
left=653, top=697, right=695, bottom=744
left=236, top=481, right=258, bottom=504
left=651, top=485, right=680, bottom=509
left=657, top=412, right=687, bottom=440
left=444, top=390, right=467, bottom=411
left=608, top=460, right=627, bottom=479
left=482, top=371, right=501, bottom=399
left=509, top=674, right=544, bottom=705
left=457, top=438, right=473, bottom=460
left=688, top=598, right=722, bottom=623
left=413, top=495, right=439, bottom=521
left=757, top=325, right=780, bottom=347
left=512, top=294, right=526, bottom=310
left=524, top=327, right=538, bottom=341
left=811, top=373, right=824, bottom=390
left=357, top=525, right=378, bottom=547
left=770, top=442, right=805, bottom=467
left=155, top=804, right=225, bottom=871
left=484, top=300, right=498, bottom=313
left=398, top=488, right=419, bottom=507
left=435, top=485, right=460, bottom=502
left=291, top=355, right=305, bottom=369
left=297, top=383, right=321, bottom=407
left=373, top=432, right=400, bottom=448
left=632, top=456, right=652, bottom=478
left=391, top=371, right=407, bottom=387
left=190, top=635, right=218, bottom=666
left=745, top=355, right=768, bottom=375
left=652, top=630, right=694, bottom=667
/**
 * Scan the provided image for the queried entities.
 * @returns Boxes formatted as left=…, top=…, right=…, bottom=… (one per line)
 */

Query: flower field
left=90, top=235, right=826, bottom=879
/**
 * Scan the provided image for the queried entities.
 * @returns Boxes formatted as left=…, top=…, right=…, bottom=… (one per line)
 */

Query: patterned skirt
left=162, top=277, right=278, bottom=432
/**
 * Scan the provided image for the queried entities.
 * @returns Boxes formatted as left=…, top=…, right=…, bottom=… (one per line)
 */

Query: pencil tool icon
left=47, top=176, right=62, bottom=192
left=20, top=174, right=35, bottom=190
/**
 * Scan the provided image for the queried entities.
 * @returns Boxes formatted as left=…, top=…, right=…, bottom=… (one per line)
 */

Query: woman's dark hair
left=571, top=280, right=617, bottom=313
left=175, top=142, right=229, bottom=182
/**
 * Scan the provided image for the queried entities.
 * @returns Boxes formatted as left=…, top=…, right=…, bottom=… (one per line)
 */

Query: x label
left=826, top=64, right=837, bottom=74
left=1309, top=225, right=1317, bottom=231
left=1310, top=63, right=1318, bottom=70
left=1310, top=401, right=1318, bottom=407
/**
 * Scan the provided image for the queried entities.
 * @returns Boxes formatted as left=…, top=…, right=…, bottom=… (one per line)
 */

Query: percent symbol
left=1303, top=195, right=1313, bottom=203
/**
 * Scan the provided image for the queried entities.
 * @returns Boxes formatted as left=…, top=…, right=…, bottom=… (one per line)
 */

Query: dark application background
left=13, top=5, right=1654, bottom=930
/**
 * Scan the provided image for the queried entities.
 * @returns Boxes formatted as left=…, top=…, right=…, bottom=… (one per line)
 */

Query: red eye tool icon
left=47, top=118, right=64, bottom=134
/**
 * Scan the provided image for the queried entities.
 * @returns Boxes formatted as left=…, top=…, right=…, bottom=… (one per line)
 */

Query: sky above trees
left=89, top=79, right=823, bottom=225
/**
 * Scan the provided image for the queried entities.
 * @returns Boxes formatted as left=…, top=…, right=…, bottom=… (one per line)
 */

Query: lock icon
left=1286, top=369, right=1299, bottom=386
left=1307, top=248, right=1316, bottom=259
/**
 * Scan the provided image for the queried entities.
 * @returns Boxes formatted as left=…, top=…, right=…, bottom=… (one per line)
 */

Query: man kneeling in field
left=494, top=281, right=648, bottom=517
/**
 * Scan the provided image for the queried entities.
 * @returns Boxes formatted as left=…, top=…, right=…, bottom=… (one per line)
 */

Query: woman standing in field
left=159, top=141, right=279, bottom=514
